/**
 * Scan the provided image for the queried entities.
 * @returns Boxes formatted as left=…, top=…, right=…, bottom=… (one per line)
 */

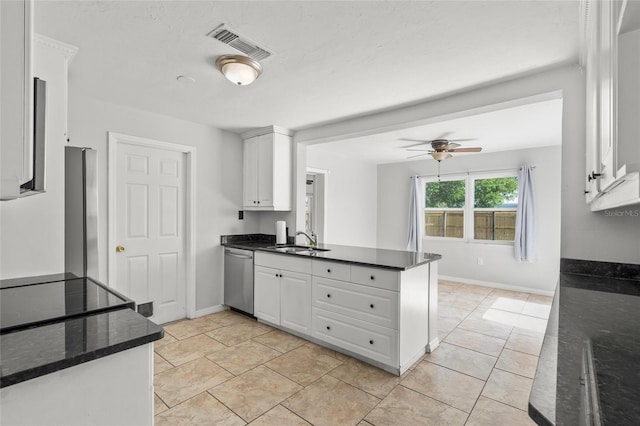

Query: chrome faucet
left=296, top=231, right=318, bottom=247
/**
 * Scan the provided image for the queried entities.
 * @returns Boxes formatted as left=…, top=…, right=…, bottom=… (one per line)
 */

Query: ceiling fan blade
left=406, top=148, right=433, bottom=152
left=448, top=147, right=482, bottom=153
left=407, top=153, right=429, bottom=159
left=446, top=142, right=462, bottom=149
left=400, top=140, right=431, bottom=148
left=445, top=138, right=477, bottom=143
left=433, top=132, right=452, bottom=140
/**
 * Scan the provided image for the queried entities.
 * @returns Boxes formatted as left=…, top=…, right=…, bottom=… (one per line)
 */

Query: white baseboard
left=439, top=275, right=555, bottom=296
left=190, top=304, right=227, bottom=319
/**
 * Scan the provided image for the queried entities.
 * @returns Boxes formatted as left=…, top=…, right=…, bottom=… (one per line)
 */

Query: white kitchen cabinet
left=312, top=276, right=399, bottom=329
left=312, top=307, right=398, bottom=367
left=280, top=271, right=312, bottom=334
left=254, top=265, right=281, bottom=324
left=242, top=126, right=292, bottom=211
left=1, top=344, right=154, bottom=425
left=0, top=0, right=33, bottom=200
left=310, top=260, right=436, bottom=375
left=254, top=253, right=312, bottom=333
left=253, top=251, right=438, bottom=375
left=583, top=0, right=640, bottom=210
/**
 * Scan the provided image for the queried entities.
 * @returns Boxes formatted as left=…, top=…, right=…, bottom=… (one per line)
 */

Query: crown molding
left=241, top=125, right=293, bottom=139
left=34, top=34, right=78, bottom=64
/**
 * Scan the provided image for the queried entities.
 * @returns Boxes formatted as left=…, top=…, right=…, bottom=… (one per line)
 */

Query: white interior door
left=114, top=142, right=186, bottom=324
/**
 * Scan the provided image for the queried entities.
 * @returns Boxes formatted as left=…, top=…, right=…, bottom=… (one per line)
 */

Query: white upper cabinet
left=583, top=0, right=640, bottom=210
left=242, top=126, right=292, bottom=211
left=1, top=0, right=33, bottom=200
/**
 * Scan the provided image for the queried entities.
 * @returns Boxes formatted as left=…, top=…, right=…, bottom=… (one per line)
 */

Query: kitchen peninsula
left=222, top=234, right=441, bottom=375
left=0, top=274, right=163, bottom=425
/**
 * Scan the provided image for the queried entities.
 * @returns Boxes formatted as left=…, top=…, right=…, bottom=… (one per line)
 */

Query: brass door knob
left=116, top=245, right=125, bottom=252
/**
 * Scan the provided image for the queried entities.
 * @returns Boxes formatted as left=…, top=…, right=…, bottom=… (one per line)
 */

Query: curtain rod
left=412, top=165, right=536, bottom=179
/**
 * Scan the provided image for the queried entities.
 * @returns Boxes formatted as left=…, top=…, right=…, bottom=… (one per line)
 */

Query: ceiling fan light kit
left=431, top=151, right=452, bottom=161
left=403, top=136, right=483, bottom=179
left=404, top=137, right=482, bottom=161
left=216, top=54, right=262, bottom=86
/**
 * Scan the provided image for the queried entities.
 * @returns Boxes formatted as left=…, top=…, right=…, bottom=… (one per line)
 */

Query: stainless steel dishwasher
left=224, top=248, right=254, bottom=315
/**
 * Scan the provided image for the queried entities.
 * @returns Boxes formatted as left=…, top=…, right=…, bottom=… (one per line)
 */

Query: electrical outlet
left=477, top=257, right=484, bottom=265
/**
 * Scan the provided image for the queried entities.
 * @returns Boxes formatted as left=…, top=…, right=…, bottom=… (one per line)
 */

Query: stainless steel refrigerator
left=65, top=146, right=99, bottom=279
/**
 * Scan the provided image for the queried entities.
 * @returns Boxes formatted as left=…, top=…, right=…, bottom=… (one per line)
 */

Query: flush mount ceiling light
left=215, top=55, right=262, bottom=86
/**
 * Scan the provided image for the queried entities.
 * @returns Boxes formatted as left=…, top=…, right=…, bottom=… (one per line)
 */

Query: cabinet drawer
left=312, top=277, right=398, bottom=329
left=351, top=265, right=399, bottom=291
left=255, top=252, right=311, bottom=274
left=312, top=308, right=398, bottom=367
left=312, top=260, right=350, bottom=281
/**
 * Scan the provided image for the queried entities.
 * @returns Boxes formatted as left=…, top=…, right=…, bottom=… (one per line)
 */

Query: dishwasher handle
left=225, top=250, right=253, bottom=260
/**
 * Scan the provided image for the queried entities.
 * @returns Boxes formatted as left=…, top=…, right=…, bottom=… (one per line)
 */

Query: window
left=424, top=174, right=518, bottom=243
left=473, top=177, right=518, bottom=241
left=424, top=179, right=465, bottom=238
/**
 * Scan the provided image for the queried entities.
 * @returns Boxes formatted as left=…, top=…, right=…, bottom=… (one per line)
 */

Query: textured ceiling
left=35, top=1, right=580, bottom=134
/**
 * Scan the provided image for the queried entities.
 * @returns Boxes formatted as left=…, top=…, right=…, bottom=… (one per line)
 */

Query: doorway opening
left=305, top=168, right=327, bottom=244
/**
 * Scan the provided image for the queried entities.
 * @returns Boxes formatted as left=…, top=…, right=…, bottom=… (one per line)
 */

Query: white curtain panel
left=406, top=175, right=423, bottom=252
left=515, top=165, right=536, bottom=262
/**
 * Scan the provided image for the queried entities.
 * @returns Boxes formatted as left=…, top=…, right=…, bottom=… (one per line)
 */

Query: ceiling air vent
left=207, top=24, right=272, bottom=61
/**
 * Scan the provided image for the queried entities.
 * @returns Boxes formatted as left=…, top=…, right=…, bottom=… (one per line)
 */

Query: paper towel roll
left=276, top=221, right=287, bottom=245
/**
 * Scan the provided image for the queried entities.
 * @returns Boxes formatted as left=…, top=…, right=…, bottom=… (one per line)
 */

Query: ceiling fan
left=403, top=138, right=483, bottom=161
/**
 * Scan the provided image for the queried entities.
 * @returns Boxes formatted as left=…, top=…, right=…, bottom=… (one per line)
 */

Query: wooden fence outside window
left=425, top=209, right=516, bottom=241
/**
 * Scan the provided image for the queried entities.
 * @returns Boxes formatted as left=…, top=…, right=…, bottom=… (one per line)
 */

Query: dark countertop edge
left=560, top=258, right=640, bottom=281
left=529, top=258, right=640, bottom=426
left=0, top=329, right=163, bottom=388
left=0, top=302, right=135, bottom=335
left=223, top=242, right=442, bottom=271
left=0, top=272, right=79, bottom=289
left=528, top=292, right=558, bottom=426
left=0, top=276, right=136, bottom=334
left=528, top=406, right=553, bottom=426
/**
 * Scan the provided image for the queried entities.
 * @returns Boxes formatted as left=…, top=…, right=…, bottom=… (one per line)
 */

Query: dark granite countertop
left=529, top=259, right=640, bottom=425
left=0, top=275, right=163, bottom=388
left=221, top=234, right=441, bottom=270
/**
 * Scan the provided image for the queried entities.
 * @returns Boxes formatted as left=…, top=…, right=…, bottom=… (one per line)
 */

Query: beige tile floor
left=153, top=280, right=551, bottom=425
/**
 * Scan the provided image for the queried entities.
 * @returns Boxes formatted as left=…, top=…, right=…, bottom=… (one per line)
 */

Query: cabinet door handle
left=326, top=294, right=331, bottom=298
left=369, top=340, right=374, bottom=345
left=370, top=275, right=375, bottom=280
left=370, top=303, right=374, bottom=309
left=326, top=326, right=331, bottom=331
left=588, top=171, right=602, bottom=182
left=327, top=269, right=331, bottom=273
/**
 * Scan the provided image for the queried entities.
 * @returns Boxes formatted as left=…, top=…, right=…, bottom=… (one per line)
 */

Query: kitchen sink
left=268, top=245, right=330, bottom=253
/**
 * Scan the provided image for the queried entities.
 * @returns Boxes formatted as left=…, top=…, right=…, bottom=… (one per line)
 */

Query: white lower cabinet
left=254, top=252, right=437, bottom=375
left=254, top=253, right=312, bottom=334
left=312, top=307, right=398, bottom=366
left=312, top=276, right=398, bottom=329
left=281, top=271, right=312, bottom=334
left=254, top=265, right=282, bottom=324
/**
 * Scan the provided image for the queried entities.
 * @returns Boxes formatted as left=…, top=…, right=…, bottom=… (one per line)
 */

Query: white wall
left=296, top=65, right=640, bottom=266
left=0, top=38, right=72, bottom=279
left=306, top=146, right=377, bottom=247
left=67, top=93, right=246, bottom=312
left=378, top=147, right=561, bottom=293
